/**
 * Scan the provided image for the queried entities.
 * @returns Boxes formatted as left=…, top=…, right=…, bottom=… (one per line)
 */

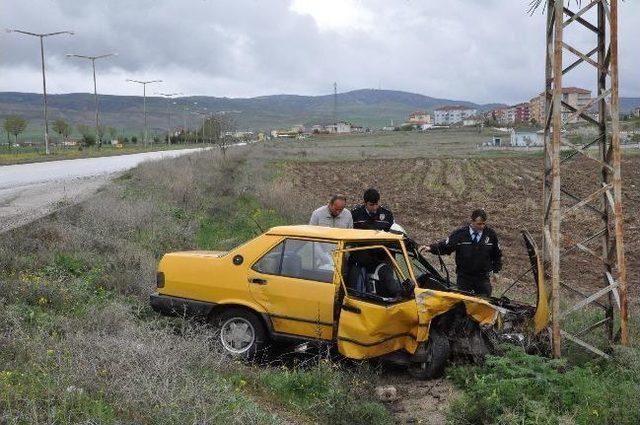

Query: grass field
left=261, top=128, right=517, bottom=162
left=0, top=142, right=210, bottom=166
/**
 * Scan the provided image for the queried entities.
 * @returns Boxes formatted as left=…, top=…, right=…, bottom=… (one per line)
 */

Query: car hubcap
left=220, top=317, right=255, bottom=354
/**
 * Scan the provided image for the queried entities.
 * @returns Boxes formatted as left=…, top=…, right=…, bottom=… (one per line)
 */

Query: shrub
left=447, top=345, right=640, bottom=425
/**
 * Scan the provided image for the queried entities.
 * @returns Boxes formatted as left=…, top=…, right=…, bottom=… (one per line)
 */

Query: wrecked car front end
left=334, top=231, right=549, bottom=378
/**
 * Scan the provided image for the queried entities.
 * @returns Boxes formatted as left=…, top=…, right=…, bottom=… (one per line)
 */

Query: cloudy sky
left=1, top=0, right=638, bottom=104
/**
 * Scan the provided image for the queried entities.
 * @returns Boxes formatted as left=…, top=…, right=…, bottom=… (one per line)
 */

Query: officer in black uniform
left=419, top=209, right=502, bottom=296
left=351, top=188, right=394, bottom=231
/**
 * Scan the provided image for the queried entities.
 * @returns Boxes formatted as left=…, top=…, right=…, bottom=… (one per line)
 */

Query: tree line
left=1, top=115, right=118, bottom=148
left=2, top=114, right=237, bottom=150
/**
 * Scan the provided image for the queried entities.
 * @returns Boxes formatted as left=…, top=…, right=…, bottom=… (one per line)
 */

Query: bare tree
left=202, top=114, right=236, bottom=157
left=52, top=118, right=71, bottom=146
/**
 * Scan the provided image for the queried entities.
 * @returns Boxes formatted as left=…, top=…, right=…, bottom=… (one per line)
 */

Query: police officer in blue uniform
left=419, top=209, right=502, bottom=296
left=351, top=188, right=394, bottom=231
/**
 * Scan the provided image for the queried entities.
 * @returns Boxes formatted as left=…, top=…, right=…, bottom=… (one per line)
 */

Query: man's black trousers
left=456, top=273, right=492, bottom=297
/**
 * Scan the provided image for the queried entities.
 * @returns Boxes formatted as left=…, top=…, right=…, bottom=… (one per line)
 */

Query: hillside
left=0, top=89, right=504, bottom=133
left=2, top=89, right=637, bottom=136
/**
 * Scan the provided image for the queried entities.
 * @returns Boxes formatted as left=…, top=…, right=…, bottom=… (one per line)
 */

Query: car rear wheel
left=408, top=329, right=450, bottom=379
left=217, top=308, right=267, bottom=360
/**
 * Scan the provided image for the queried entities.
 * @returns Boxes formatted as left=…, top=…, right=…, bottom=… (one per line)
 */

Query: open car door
left=334, top=245, right=423, bottom=360
left=522, top=230, right=550, bottom=334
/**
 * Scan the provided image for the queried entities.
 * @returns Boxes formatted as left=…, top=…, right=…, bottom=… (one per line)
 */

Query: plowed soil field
left=286, top=156, right=640, bottom=298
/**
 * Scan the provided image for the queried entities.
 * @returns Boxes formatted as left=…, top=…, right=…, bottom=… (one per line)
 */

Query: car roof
left=266, top=225, right=405, bottom=241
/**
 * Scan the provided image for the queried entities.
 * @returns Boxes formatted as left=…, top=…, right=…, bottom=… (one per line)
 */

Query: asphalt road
left=0, top=148, right=206, bottom=233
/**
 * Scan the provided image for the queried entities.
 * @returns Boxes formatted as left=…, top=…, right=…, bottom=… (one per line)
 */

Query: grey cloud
left=0, top=0, right=638, bottom=103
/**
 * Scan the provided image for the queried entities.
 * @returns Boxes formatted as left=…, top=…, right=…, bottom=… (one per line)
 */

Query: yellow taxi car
left=150, top=225, right=548, bottom=378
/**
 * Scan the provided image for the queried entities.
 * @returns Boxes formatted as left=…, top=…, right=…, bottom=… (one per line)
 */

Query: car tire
left=216, top=308, right=267, bottom=360
left=408, top=329, right=450, bottom=380
left=467, top=324, right=499, bottom=365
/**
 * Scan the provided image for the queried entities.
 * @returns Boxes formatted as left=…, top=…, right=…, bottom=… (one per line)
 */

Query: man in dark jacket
left=351, top=188, right=394, bottom=231
left=419, top=209, right=502, bottom=296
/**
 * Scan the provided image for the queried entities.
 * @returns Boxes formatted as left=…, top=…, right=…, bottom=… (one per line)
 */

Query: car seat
left=370, top=262, right=403, bottom=298
left=281, top=253, right=303, bottom=278
left=346, top=262, right=368, bottom=293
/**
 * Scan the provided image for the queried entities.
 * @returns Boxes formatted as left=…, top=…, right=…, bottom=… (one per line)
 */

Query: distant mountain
left=621, top=97, right=640, bottom=115
left=0, top=89, right=637, bottom=133
left=0, top=89, right=503, bottom=133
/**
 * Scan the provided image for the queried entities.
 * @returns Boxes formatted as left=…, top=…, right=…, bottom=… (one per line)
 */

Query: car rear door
left=248, top=238, right=339, bottom=340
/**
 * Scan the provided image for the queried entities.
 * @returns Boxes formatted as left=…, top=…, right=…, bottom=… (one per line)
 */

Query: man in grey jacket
left=309, top=194, right=353, bottom=229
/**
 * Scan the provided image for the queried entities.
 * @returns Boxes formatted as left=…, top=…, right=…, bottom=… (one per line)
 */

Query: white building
left=504, top=107, right=516, bottom=124
left=510, top=129, right=544, bottom=147
left=325, top=122, right=352, bottom=134
left=434, top=106, right=478, bottom=125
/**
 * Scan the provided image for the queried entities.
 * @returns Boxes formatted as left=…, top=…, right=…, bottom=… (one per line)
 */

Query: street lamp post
left=155, top=92, right=182, bottom=144
left=66, top=53, right=117, bottom=148
left=6, top=29, right=74, bottom=155
left=126, top=79, right=162, bottom=146
left=172, top=102, right=178, bottom=142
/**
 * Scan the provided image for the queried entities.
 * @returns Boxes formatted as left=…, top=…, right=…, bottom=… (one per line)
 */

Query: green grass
left=0, top=143, right=206, bottom=165
left=0, top=368, right=118, bottom=424
left=2, top=122, right=152, bottom=145
left=253, top=362, right=392, bottom=425
left=447, top=344, right=640, bottom=425
left=196, top=196, right=288, bottom=251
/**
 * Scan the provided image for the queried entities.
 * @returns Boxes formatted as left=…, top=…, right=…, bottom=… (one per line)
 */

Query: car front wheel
left=217, top=308, right=267, bottom=360
left=407, top=329, right=450, bottom=379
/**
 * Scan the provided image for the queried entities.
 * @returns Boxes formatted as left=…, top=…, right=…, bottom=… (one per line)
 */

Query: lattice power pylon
left=542, top=0, right=628, bottom=358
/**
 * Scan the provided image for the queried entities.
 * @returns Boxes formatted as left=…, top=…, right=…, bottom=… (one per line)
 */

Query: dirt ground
left=286, top=155, right=639, bottom=298
left=377, top=370, right=459, bottom=425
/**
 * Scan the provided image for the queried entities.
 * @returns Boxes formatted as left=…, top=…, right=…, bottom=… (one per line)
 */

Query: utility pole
left=155, top=92, right=182, bottom=144
left=6, top=29, right=74, bottom=155
left=126, top=79, right=162, bottom=146
left=66, top=53, right=117, bottom=148
left=333, top=82, right=338, bottom=125
left=542, top=0, right=627, bottom=358
left=183, top=104, right=188, bottom=143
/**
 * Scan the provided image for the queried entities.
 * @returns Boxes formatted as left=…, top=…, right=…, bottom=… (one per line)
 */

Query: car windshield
left=407, top=250, right=429, bottom=276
